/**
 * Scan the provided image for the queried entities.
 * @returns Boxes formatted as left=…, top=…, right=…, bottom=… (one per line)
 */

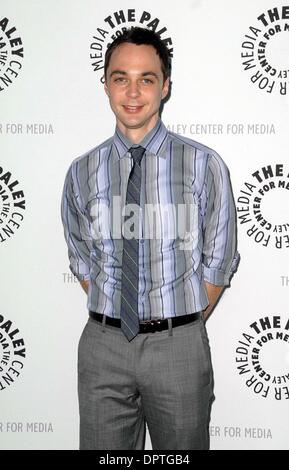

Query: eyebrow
left=109, top=70, right=159, bottom=79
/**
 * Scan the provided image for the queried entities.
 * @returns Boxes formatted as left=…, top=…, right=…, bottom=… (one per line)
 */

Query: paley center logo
left=88, top=196, right=199, bottom=251
left=236, top=163, right=289, bottom=249
left=241, top=5, right=289, bottom=95
left=0, top=165, right=26, bottom=243
left=0, top=313, right=26, bottom=391
left=235, top=315, right=289, bottom=401
left=89, top=9, right=173, bottom=83
left=0, top=16, right=24, bottom=92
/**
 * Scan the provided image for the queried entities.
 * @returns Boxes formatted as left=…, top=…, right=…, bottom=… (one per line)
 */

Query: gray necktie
left=120, top=146, right=146, bottom=341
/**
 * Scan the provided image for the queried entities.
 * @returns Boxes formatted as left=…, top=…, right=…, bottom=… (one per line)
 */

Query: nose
left=126, top=80, right=141, bottom=98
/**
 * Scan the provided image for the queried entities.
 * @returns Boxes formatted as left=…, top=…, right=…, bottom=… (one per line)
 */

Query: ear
left=104, top=81, right=109, bottom=96
left=161, top=77, right=170, bottom=99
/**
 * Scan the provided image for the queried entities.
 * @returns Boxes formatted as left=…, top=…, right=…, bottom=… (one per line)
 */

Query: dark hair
left=104, top=27, right=171, bottom=82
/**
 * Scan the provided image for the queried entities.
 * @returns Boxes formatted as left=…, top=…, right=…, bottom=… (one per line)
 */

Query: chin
left=121, top=118, right=146, bottom=129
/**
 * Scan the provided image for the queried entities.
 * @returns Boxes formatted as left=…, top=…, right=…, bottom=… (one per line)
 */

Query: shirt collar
left=113, top=118, right=168, bottom=159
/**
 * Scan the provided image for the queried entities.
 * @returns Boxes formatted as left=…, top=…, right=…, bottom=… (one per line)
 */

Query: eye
left=114, top=77, right=127, bottom=83
left=141, top=78, right=154, bottom=84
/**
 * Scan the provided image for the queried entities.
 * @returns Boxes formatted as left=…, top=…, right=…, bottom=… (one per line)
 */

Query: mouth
left=122, top=105, right=144, bottom=113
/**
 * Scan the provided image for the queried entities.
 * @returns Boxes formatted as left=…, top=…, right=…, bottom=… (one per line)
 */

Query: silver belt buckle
left=141, top=319, right=162, bottom=326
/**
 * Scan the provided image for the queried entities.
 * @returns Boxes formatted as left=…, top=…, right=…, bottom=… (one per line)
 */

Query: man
left=61, top=27, right=239, bottom=450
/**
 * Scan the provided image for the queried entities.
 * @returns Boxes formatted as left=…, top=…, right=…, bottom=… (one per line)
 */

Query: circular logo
left=0, top=17, right=24, bottom=92
left=89, top=9, right=173, bottom=83
left=237, top=163, right=289, bottom=249
left=235, top=315, right=289, bottom=400
left=0, top=165, right=26, bottom=243
left=241, top=5, right=289, bottom=95
left=0, top=313, right=26, bottom=391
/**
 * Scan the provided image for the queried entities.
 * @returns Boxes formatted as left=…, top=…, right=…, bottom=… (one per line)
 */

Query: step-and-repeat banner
left=1, top=0, right=288, bottom=450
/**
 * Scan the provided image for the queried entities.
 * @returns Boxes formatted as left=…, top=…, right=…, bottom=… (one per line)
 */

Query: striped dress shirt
left=61, top=119, right=240, bottom=320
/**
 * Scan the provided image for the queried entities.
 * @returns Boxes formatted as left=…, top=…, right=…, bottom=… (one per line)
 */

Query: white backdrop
left=1, top=0, right=288, bottom=450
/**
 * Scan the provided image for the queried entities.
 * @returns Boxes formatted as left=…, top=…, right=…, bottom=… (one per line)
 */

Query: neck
left=117, top=116, right=159, bottom=144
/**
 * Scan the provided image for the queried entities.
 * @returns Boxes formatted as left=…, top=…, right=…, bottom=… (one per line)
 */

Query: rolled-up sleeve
left=61, top=163, right=92, bottom=281
left=202, top=152, right=240, bottom=286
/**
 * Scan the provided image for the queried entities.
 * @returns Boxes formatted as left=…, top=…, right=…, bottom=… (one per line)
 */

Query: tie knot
left=129, top=146, right=146, bottom=165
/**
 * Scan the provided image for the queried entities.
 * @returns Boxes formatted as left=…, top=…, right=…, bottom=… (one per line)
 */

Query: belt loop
left=102, top=314, right=106, bottom=332
left=168, top=318, right=173, bottom=336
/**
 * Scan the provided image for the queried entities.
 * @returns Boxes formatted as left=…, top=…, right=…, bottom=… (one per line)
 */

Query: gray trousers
left=77, top=314, right=214, bottom=450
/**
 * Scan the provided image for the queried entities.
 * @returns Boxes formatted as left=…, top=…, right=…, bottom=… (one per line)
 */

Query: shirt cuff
left=203, top=251, right=240, bottom=286
left=69, top=264, right=90, bottom=282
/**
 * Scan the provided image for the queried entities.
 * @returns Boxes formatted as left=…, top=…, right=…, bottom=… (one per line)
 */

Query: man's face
left=104, top=43, right=169, bottom=138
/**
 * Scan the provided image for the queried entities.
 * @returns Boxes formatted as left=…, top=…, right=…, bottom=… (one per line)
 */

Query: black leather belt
left=89, top=311, right=202, bottom=333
